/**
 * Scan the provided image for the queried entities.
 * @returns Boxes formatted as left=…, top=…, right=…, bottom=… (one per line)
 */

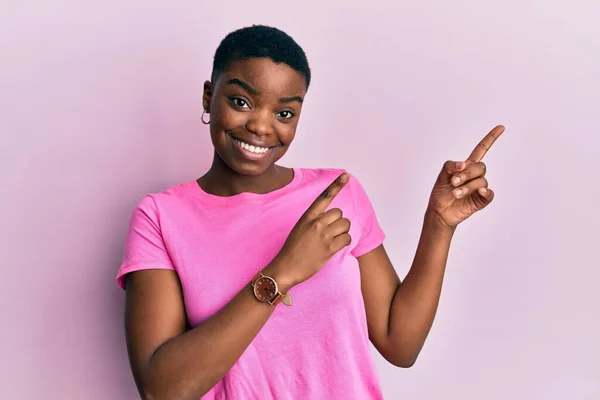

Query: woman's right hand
left=268, top=172, right=352, bottom=289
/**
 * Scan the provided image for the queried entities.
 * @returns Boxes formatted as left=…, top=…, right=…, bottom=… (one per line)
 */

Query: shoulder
left=296, top=167, right=359, bottom=185
left=131, top=180, right=199, bottom=219
left=293, top=167, right=374, bottom=216
left=296, top=167, right=367, bottom=196
left=297, top=167, right=346, bottom=182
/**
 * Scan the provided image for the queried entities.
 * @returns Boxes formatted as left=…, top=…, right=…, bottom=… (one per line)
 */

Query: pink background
left=2, top=1, right=599, bottom=399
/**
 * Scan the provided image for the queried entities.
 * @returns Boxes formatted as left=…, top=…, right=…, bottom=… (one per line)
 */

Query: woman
left=117, top=25, right=504, bottom=400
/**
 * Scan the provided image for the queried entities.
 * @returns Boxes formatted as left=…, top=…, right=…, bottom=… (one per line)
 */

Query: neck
left=198, top=152, right=294, bottom=197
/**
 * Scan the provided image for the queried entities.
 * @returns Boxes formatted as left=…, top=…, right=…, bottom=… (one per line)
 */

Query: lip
left=229, top=134, right=274, bottom=161
left=229, top=134, right=276, bottom=149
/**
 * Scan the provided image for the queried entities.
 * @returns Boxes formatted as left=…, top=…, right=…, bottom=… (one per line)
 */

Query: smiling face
left=203, top=57, right=307, bottom=176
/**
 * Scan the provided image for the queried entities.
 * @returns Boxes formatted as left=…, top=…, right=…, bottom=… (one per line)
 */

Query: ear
left=202, top=80, right=213, bottom=112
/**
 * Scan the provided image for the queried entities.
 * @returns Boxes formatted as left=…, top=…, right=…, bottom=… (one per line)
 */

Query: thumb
left=473, top=187, right=495, bottom=210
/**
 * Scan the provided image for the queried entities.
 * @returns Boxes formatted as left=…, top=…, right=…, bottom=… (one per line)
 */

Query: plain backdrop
left=1, top=1, right=599, bottom=399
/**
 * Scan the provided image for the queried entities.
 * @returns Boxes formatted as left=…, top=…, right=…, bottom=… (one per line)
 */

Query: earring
left=201, top=109, right=210, bottom=125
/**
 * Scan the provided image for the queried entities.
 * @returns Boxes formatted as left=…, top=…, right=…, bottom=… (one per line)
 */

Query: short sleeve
left=116, top=195, right=175, bottom=290
left=349, top=174, right=386, bottom=257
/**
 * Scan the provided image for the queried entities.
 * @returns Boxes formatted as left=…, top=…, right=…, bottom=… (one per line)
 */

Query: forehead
left=219, top=58, right=307, bottom=97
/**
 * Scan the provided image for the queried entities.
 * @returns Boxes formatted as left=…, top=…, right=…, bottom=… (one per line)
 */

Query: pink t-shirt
left=117, top=168, right=386, bottom=399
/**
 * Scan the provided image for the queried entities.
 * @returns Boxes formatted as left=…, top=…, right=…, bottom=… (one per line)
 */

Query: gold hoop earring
left=201, top=109, right=210, bottom=125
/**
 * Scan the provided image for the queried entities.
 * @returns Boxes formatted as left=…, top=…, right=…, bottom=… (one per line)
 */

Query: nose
left=245, top=108, right=274, bottom=137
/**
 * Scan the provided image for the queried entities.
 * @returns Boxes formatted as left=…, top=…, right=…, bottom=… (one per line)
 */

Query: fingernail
left=454, top=188, right=463, bottom=197
left=339, top=173, right=349, bottom=182
left=455, top=162, right=464, bottom=169
left=452, top=176, right=461, bottom=185
left=479, top=187, right=487, bottom=194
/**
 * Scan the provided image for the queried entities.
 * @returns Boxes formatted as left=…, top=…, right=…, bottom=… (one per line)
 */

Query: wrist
left=262, top=257, right=297, bottom=293
left=424, top=209, right=456, bottom=239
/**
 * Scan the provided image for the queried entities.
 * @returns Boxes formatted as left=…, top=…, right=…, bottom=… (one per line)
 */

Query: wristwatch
left=251, top=270, right=293, bottom=306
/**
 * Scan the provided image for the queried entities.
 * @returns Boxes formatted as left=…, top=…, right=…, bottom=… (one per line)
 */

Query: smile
left=232, top=137, right=272, bottom=154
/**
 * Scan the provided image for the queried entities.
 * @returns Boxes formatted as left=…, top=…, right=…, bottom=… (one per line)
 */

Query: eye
left=277, top=110, right=295, bottom=119
left=229, top=97, right=250, bottom=109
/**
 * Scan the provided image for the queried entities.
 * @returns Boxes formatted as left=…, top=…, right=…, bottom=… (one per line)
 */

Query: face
left=202, top=57, right=307, bottom=176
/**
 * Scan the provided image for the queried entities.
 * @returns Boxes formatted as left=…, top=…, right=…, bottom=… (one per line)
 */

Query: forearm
left=141, top=262, right=291, bottom=400
left=387, top=210, right=455, bottom=365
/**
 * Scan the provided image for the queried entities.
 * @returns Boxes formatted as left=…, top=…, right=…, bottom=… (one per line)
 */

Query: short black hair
left=211, top=25, right=311, bottom=89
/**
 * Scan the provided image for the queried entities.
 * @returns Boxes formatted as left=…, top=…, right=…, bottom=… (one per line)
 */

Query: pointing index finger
left=467, top=125, right=505, bottom=163
left=307, top=172, right=349, bottom=216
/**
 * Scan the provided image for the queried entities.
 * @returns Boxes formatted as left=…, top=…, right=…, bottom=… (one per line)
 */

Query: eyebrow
left=279, top=96, right=303, bottom=104
left=227, top=78, right=258, bottom=94
left=227, top=78, right=303, bottom=104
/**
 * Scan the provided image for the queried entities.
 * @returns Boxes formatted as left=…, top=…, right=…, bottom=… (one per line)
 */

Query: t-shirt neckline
left=190, top=167, right=304, bottom=206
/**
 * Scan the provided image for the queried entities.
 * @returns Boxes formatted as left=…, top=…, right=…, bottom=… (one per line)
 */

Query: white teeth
left=234, top=138, right=269, bottom=154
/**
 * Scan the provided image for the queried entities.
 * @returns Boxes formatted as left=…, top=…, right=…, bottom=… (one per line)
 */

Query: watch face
left=254, top=276, right=277, bottom=302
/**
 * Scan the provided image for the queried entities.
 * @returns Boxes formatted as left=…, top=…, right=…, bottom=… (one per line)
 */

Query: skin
left=198, top=58, right=306, bottom=196
left=358, top=126, right=503, bottom=366
left=124, top=56, right=504, bottom=399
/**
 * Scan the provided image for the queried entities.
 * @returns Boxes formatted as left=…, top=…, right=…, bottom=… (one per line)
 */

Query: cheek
left=278, top=114, right=300, bottom=145
left=279, top=128, right=296, bottom=146
left=211, top=100, right=247, bottom=131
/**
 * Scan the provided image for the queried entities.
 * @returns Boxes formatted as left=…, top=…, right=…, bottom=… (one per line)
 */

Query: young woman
left=117, top=25, right=504, bottom=400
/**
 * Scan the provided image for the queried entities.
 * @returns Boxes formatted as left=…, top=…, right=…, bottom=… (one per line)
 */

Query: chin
left=231, top=163, right=270, bottom=176
left=217, top=151, right=279, bottom=177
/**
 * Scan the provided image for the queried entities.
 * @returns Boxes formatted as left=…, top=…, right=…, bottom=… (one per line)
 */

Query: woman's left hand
left=427, top=125, right=505, bottom=229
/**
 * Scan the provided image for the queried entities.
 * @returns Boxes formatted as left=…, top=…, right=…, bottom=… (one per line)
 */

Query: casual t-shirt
left=117, top=167, right=387, bottom=400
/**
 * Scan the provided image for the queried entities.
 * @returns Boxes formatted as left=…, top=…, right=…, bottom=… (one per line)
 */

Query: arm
left=358, top=210, right=453, bottom=368
left=358, top=125, right=504, bottom=367
left=125, top=261, right=292, bottom=400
